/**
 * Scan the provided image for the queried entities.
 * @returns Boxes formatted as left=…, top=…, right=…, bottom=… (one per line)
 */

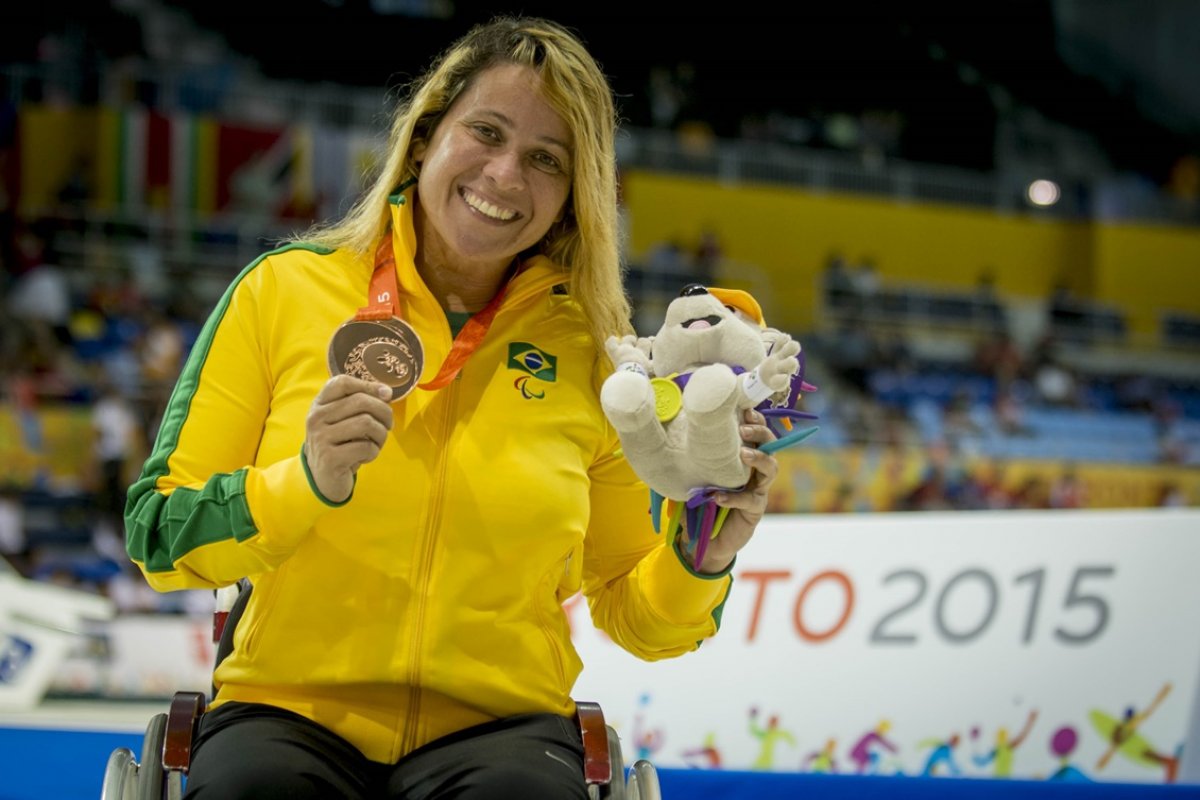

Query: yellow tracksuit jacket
left=125, top=190, right=732, bottom=763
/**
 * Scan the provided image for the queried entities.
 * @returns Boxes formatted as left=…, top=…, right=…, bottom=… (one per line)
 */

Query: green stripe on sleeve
left=124, top=243, right=333, bottom=573
left=128, top=470, right=259, bottom=573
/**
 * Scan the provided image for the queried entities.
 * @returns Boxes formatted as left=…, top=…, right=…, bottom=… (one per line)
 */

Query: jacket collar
left=386, top=184, right=569, bottom=311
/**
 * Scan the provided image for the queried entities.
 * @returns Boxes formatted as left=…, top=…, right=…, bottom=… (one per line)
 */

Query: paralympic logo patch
left=508, top=342, right=557, bottom=400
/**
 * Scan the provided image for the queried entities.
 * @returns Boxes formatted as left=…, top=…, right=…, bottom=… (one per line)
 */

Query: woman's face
left=413, top=63, right=573, bottom=276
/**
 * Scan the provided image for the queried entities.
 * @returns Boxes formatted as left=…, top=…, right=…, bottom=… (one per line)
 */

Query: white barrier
left=0, top=570, right=114, bottom=711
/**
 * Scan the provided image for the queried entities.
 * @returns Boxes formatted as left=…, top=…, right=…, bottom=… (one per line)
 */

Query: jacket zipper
left=401, top=374, right=461, bottom=756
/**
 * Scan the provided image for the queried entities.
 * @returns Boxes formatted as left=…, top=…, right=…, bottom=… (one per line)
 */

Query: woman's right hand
left=303, top=375, right=394, bottom=503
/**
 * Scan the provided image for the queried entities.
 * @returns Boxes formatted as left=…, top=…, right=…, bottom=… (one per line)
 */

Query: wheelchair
left=100, top=581, right=661, bottom=799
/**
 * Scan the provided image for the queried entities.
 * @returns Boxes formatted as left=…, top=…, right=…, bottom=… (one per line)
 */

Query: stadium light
left=1027, top=179, right=1061, bottom=206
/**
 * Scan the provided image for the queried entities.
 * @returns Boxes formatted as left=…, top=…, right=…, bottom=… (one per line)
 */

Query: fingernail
left=376, top=385, right=391, bottom=399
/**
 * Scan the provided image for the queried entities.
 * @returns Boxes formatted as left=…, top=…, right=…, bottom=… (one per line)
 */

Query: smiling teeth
left=463, top=190, right=516, bottom=221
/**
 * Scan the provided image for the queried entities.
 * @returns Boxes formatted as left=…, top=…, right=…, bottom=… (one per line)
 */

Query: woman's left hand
left=693, top=408, right=779, bottom=574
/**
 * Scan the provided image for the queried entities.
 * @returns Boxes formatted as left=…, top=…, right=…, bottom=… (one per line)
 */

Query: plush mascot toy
left=601, top=284, right=819, bottom=568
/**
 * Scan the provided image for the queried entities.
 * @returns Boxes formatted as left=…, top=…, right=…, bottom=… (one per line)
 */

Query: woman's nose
left=483, top=148, right=523, bottom=191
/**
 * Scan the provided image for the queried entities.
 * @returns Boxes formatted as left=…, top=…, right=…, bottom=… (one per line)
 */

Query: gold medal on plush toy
left=650, top=377, right=683, bottom=422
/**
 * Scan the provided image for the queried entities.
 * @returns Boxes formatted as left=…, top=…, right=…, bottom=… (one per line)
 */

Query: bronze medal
left=327, top=317, right=425, bottom=402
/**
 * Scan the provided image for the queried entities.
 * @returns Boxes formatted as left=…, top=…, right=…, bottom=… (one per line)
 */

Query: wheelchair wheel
left=603, top=726, right=626, bottom=800
left=165, top=770, right=184, bottom=800
left=626, top=759, right=661, bottom=800
left=100, top=747, right=138, bottom=800
left=136, top=713, right=169, bottom=800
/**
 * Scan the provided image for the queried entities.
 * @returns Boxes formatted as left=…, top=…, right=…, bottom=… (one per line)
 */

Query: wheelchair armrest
left=574, top=700, right=611, bottom=785
left=163, top=690, right=207, bottom=773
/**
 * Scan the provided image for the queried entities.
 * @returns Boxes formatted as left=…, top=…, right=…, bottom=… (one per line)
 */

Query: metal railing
left=4, top=62, right=1197, bottom=225
left=618, top=127, right=1019, bottom=213
left=1, top=62, right=390, bottom=130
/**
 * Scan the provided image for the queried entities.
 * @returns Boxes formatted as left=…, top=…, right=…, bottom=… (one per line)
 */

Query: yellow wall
left=768, top=447, right=1199, bottom=513
left=18, top=106, right=105, bottom=212
left=1092, top=224, right=1200, bottom=338
left=0, top=405, right=99, bottom=490
left=622, top=170, right=1197, bottom=337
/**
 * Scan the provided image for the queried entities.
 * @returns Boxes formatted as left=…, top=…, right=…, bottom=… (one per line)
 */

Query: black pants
left=183, top=702, right=589, bottom=799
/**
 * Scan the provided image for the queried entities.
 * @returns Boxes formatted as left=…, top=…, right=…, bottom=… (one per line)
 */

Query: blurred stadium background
left=0, top=1, right=1199, bottom=793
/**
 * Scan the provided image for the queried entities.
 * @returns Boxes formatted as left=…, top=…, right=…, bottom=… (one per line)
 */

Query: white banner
left=94, top=614, right=215, bottom=698
left=570, top=509, right=1200, bottom=784
left=0, top=573, right=114, bottom=711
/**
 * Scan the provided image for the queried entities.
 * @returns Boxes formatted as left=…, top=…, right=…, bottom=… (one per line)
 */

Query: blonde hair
left=302, top=16, right=632, bottom=352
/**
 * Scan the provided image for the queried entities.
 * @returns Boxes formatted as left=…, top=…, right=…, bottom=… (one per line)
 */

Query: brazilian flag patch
left=508, top=342, right=557, bottom=382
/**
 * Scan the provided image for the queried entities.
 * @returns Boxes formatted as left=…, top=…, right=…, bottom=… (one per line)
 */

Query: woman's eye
left=532, top=153, right=562, bottom=172
left=473, top=124, right=499, bottom=141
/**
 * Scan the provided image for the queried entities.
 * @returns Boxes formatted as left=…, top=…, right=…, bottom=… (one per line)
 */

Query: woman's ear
left=412, top=139, right=427, bottom=164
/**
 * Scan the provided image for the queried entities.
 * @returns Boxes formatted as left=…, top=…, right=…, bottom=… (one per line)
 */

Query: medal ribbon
left=358, top=234, right=513, bottom=391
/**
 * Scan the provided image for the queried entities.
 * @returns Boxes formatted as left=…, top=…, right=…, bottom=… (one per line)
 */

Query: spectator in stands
left=1165, top=154, right=1200, bottom=218
left=55, top=152, right=96, bottom=216
left=0, top=97, right=16, bottom=293
left=976, top=461, right=1013, bottom=510
left=859, top=109, right=903, bottom=169
left=1047, top=282, right=1086, bottom=339
left=833, top=390, right=881, bottom=447
left=821, top=481, right=857, bottom=514
left=1156, top=423, right=1189, bottom=465
left=123, top=18, right=781, bottom=799
left=850, top=257, right=880, bottom=315
left=645, top=236, right=692, bottom=285
left=899, top=459, right=951, bottom=511
left=1155, top=481, right=1186, bottom=508
left=880, top=405, right=917, bottom=449
left=0, top=481, right=28, bottom=575
left=137, top=307, right=186, bottom=436
left=1048, top=466, right=1085, bottom=509
left=104, top=565, right=168, bottom=613
left=826, top=319, right=877, bottom=393
left=1116, top=373, right=1159, bottom=413
left=229, top=147, right=280, bottom=233
left=972, top=330, right=1022, bottom=388
left=1033, top=358, right=1080, bottom=408
left=822, top=251, right=856, bottom=312
left=1010, top=475, right=1050, bottom=509
left=993, top=384, right=1032, bottom=437
left=90, top=376, right=140, bottom=528
left=972, top=269, right=1000, bottom=321
left=6, top=225, right=71, bottom=342
left=7, top=312, right=82, bottom=403
left=647, top=65, right=684, bottom=130
left=692, top=225, right=723, bottom=286
left=942, top=389, right=983, bottom=456
left=898, top=441, right=977, bottom=511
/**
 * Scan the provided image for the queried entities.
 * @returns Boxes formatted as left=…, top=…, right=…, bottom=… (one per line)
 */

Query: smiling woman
left=412, top=63, right=573, bottom=310
left=121, top=15, right=785, bottom=799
